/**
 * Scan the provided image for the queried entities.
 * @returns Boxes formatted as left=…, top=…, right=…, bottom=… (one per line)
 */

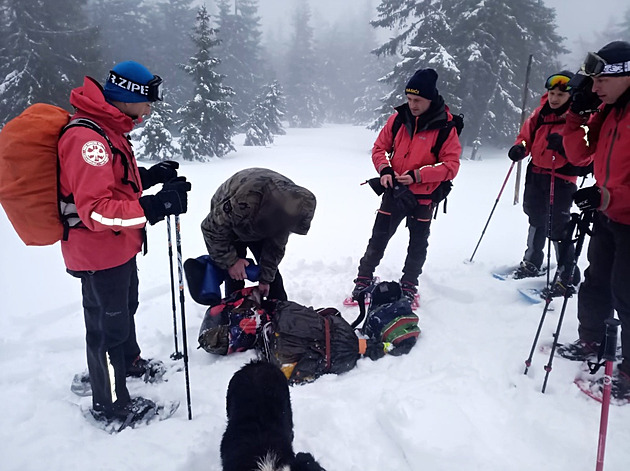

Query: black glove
left=139, top=160, right=179, bottom=189
left=546, top=133, right=566, bottom=157
left=570, top=88, right=601, bottom=116
left=380, top=166, right=395, bottom=178
left=508, top=144, right=527, bottom=162
left=139, top=177, right=191, bottom=225
left=573, top=185, right=601, bottom=211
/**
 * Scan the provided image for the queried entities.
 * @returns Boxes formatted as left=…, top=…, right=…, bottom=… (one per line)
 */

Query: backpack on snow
left=0, top=103, right=118, bottom=246
left=258, top=300, right=383, bottom=384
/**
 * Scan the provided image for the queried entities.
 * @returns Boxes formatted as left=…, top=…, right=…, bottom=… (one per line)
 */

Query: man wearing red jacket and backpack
left=506, top=70, right=588, bottom=295
left=557, top=41, right=630, bottom=401
left=58, top=61, right=191, bottom=426
left=352, top=68, right=461, bottom=304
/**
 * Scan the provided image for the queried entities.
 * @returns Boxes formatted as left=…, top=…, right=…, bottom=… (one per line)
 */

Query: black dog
left=220, top=360, right=326, bottom=471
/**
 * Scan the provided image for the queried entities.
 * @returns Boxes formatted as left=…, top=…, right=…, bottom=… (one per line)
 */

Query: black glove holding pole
left=508, top=144, right=527, bottom=162
left=140, top=176, right=191, bottom=225
left=572, top=185, right=601, bottom=211
left=139, top=160, right=179, bottom=189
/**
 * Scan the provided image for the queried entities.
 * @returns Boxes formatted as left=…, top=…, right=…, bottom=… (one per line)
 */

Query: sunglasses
left=545, top=74, right=572, bottom=91
left=581, top=52, right=630, bottom=77
left=107, top=71, right=164, bottom=102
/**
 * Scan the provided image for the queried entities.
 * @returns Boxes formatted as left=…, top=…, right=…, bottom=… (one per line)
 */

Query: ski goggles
left=545, top=74, right=572, bottom=91
left=107, top=70, right=164, bottom=102
left=581, top=52, right=630, bottom=77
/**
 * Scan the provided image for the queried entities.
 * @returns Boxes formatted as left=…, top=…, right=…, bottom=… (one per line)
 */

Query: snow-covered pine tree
left=451, top=0, right=565, bottom=146
left=243, top=81, right=285, bottom=146
left=0, top=0, right=99, bottom=125
left=370, top=0, right=462, bottom=132
left=214, top=0, right=265, bottom=125
left=131, top=100, right=176, bottom=162
left=177, top=5, right=237, bottom=161
left=283, top=0, right=324, bottom=128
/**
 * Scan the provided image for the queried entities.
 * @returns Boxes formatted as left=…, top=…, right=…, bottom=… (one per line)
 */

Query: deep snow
left=1, top=124, right=628, bottom=471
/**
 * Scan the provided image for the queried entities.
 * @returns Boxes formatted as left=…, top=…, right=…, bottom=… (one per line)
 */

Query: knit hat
left=595, top=41, right=630, bottom=76
left=103, top=61, right=162, bottom=103
left=405, top=69, right=438, bottom=101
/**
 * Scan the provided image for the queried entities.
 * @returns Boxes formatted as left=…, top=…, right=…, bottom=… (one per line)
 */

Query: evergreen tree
left=131, top=100, right=176, bottom=162
left=177, top=5, right=237, bottom=161
left=243, top=81, right=285, bottom=146
left=283, top=0, right=324, bottom=128
left=214, top=0, right=265, bottom=124
left=0, top=0, right=100, bottom=125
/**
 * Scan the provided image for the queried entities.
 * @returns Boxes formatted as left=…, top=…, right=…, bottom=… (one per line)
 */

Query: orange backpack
left=0, top=103, right=113, bottom=246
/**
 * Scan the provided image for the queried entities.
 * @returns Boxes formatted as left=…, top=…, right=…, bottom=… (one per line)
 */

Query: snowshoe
left=85, top=397, right=179, bottom=433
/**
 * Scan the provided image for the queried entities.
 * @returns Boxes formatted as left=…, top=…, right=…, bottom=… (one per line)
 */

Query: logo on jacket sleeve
left=82, top=141, right=109, bottom=167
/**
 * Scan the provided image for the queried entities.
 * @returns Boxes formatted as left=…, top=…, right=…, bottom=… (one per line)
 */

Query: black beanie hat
left=405, top=68, right=438, bottom=100
left=596, top=41, right=630, bottom=76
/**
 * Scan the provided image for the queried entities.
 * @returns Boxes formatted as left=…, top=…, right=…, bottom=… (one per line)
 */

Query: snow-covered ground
left=1, top=124, right=628, bottom=470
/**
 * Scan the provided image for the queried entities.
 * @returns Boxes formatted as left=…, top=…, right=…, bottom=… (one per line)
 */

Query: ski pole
left=545, top=156, right=556, bottom=289
left=167, top=216, right=183, bottom=360
left=468, top=161, right=515, bottom=262
left=175, top=215, right=193, bottom=420
left=542, top=210, right=593, bottom=393
left=524, top=212, right=579, bottom=375
left=595, top=318, right=620, bottom=471
left=513, top=54, right=534, bottom=205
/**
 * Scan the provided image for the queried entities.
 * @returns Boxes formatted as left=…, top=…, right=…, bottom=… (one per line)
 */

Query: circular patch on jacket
left=82, top=141, right=109, bottom=166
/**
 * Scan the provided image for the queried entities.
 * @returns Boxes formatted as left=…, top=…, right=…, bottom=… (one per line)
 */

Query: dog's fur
left=220, top=360, right=325, bottom=471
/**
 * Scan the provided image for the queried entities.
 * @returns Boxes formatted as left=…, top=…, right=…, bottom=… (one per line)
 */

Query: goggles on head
left=107, top=70, right=164, bottom=102
left=581, top=51, right=630, bottom=77
left=545, top=74, right=572, bottom=92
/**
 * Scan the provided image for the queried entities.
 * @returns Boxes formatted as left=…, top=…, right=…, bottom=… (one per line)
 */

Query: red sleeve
left=562, top=110, right=597, bottom=167
left=372, top=114, right=397, bottom=173
left=514, top=108, right=539, bottom=153
left=418, top=126, right=461, bottom=183
left=59, top=129, right=146, bottom=232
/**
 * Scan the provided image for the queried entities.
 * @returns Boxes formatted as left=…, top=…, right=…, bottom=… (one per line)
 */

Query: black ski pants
left=577, top=212, right=630, bottom=374
left=522, top=164, right=577, bottom=282
left=68, top=257, right=141, bottom=410
left=224, top=239, right=288, bottom=301
left=357, top=195, right=432, bottom=286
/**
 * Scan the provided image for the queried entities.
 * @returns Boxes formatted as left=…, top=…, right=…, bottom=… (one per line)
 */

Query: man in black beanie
left=558, top=40, right=630, bottom=402
left=351, top=68, right=461, bottom=306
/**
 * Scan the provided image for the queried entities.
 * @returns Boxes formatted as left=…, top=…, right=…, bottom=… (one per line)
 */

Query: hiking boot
left=556, top=339, right=600, bottom=362
left=352, top=276, right=374, bottom=299
left=126, top=356, right=167, bottom=382
left=512, top=261, right=542, bottom=280
left=91, top=396, right=158, bottom=431
left=400, top=281, right=418, bottom=304
left=541, top=280, right=576, bottom=299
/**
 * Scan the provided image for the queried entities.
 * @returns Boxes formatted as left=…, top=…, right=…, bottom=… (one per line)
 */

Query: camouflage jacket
left=201, top=168, right=316, bottom=284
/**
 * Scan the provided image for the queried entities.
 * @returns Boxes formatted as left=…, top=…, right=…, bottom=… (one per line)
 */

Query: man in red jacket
left=58, top=61, right=191, bottom=425
left=352, top=68, right=461, bottom=304
left=558, top=41, right=630, bottom=401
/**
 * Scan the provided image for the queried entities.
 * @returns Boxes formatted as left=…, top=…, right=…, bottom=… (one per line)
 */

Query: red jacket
left=58, top=77, right=146, bottom=271
left=372, top=103, right=460, bottom=200
left=514, top=94, right=579, bottom=183
left=563, top=91, right=630, bottom=224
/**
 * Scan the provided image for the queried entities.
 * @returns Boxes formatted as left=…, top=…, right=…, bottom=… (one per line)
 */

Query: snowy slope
left=1, top=125, right=628, bottom=471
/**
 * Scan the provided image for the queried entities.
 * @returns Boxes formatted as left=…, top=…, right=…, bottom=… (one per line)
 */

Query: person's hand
left=139, top=176, right=191, bottom=225
left=570, top=88, right=601, bottom=116
left=256, top=283, right=270, bottom=297
left=396, top=173, right=414, bottom=185
left=139, top=160, right=179, bottom=189
left=573, top=185, right=601, bottom=211
left=228, top=258, right=249, bottom=281
left=546, top=133, right=565, bottom=156
left=508, top=144, right=527, bottom=162
left=380, top=166, right=395, bottom=188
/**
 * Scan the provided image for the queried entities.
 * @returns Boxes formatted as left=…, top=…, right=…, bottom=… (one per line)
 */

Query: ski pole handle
left=603, top=318, right=620, bottom=362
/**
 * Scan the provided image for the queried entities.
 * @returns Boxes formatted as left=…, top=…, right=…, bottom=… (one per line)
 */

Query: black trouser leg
left=577, top=214, right=615, bottom=344
left=401, top=208, right=432, bottom=285
left=522, top=168, right=549, bottom=269
left=357, top=206, right=406, bottom=278
left=71, top=258, right=138, bottom=410
left=608, top=219, right=630, bottom=371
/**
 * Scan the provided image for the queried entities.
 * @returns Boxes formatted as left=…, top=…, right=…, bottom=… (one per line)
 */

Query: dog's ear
left=292, top=453, right=326, bottom=471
